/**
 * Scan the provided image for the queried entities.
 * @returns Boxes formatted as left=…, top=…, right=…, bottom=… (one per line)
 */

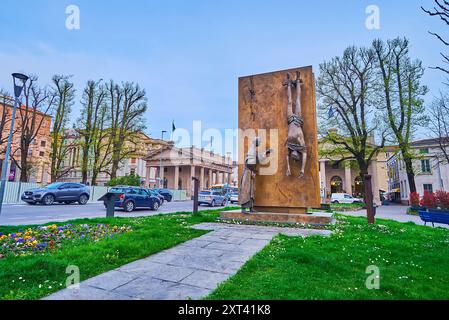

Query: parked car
left=229, top=191, right=239, bottom=204
left=330, top=193, right=363, bottom=204
left=147, top=189, right=165, bottom=205
left=198, top=190, right=227, bottom=207
left=108, top=186, right=160, bottom=212
left=21, top=182, right=90, bottom=206
left=154, top=188, right=173, bottom=202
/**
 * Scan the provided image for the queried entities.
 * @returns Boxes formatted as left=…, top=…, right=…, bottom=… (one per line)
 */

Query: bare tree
left=422, top=0, right=449, bottom=74
left=0, top=92, right=14, bottom=147
left=429, top=91, right=449, bottom=164
left=75, top=80, right=107, bottom=184
left=49, top=75, right=76, bottom=182
left=373, top=38, right=428, bottom=194
left=106, top=81, right=147, bottom=179
left=11, top=76, right=54, bottom=182
left=317, top=46, right=387, bottom=213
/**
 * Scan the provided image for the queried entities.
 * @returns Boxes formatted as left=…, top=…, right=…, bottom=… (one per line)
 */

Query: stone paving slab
left=44, top=223, right=331, bottom=300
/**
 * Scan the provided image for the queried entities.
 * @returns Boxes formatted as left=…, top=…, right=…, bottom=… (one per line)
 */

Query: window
left=419, top=148, right=429, bottom=154
left=41, top=140, right=46, bottom=147
left=39, top=151, right=45, bottom=157
left=130, top=169, right=136, bottom=175
left=421, top=159, right=431, bottom=173
left=423, top=184, right=433, bottom=194
left=131, top=158, right=136, bottom=164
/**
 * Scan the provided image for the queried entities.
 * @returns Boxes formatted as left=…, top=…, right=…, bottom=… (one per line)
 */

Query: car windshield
left=45, top=183, right=64, bottom=189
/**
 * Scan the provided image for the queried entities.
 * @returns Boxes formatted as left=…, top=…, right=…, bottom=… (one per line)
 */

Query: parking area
left=0, top=201, right=231, bottom=226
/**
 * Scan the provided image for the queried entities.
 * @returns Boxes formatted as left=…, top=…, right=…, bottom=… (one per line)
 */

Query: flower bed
left=0, top=223, right=132, bottom=259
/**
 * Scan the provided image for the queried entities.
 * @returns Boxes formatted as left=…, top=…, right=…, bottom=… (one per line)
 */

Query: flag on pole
left=172, top=120, right=176, bottom=132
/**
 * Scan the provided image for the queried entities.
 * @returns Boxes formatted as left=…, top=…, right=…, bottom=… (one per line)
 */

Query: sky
left=0, top=0, right=447, bottom=155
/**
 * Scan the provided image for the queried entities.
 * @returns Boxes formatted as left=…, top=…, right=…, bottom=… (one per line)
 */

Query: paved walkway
left=44, top=223, right=331, bottom=300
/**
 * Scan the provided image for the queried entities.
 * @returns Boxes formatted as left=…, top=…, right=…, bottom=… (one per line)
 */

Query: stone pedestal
left=220, top=210, right=334, bottom=226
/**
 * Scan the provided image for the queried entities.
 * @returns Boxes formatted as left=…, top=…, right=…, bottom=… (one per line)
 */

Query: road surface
left=0, top=201, right=230, bottom=226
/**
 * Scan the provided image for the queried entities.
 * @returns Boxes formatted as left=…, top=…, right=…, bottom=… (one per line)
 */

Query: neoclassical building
left=144, top=144, right=235, bottom=196
left=318, top=140, right=395, bottom=205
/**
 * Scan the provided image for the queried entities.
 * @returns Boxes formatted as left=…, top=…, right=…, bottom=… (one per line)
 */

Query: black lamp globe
left=12, top=73, right=29, bottom=98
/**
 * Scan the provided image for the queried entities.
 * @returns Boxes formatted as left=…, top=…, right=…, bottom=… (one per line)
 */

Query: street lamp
left=0, top=73, right=29, bottom=216
left=159, top=130, right=167, bottom=188
left=226, top=152, right=232, bottom=185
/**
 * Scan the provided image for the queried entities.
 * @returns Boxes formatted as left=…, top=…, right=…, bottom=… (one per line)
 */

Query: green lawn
left=207, top=215, right=449, bottom=300
left=0, top=209, right=228, bottom=300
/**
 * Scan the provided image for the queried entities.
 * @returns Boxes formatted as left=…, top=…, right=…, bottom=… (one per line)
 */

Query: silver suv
left=21, top=182, right=90, bottom=205
left=198, top=190, right=227, bottom=207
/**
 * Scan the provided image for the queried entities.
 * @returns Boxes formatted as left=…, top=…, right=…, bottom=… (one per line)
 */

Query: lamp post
left=0, top=73, right=29, bottom=216
left=159, top=130, right=167, bottom=188
left=226, top=152, right=231, bottom=185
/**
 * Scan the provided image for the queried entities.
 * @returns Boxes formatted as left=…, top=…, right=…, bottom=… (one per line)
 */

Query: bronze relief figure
left=284, top=72, right=307, bottom=178
left=239, top=137, right=271, bottom=213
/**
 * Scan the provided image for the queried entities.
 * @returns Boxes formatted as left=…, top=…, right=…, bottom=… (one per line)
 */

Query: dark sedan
left=21, top=182, right=90, bottom=205
left=154, top=188, right=173, bottom=202
left=109, top=186, right=160, bottom=212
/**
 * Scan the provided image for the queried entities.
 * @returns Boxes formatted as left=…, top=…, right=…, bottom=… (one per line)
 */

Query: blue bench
left=419, top=210, right=449, bottom=227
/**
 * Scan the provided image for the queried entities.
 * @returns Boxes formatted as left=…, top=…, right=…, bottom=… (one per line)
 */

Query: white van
left=331, top=193, right=363, bottom=204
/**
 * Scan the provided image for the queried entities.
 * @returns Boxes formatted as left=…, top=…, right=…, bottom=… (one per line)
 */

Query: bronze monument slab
left=236, top=66, right=320, bottom=214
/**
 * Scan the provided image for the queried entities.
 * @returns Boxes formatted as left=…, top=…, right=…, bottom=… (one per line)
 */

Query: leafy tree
left=372, top=38, right=428, bottom=193
left=317, top=46, right=387, bottom=215
left=75, top=80, right=107, bottom=184
left=49, top=75, right=75, bottom=182
left=106, top=81, right=147, bottom=179
left=107, top=172, right=141, bottom=187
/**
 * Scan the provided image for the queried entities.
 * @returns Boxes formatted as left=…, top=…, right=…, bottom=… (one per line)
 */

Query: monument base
left=220, top=210, right=334, bottom=226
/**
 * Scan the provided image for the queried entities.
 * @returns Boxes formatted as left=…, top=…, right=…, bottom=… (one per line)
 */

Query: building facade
left=387, top=138, right=449, bottom=204
left=144, top=145, right=235, bottom=196
left=60, top=131, right=167, bottom=186
left=0, top=100, right=52, bottom=184
left=318, top=140, right=395, bottom=205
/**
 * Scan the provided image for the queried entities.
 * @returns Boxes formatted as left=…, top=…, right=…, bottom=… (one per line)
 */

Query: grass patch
left=331, top=203, right=366, bottom=212
left=0, top=208, right=229, bottom=300
left=207, top=215, right=449, bottom=300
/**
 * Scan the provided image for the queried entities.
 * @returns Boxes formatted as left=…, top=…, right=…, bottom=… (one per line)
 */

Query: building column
left=159, top=166, right=164, bottom=188
left=208, top=169, right=212, bottom=189
left=320, top=160, right=327, bottom=199
left=190, top=165, right=196, bottom=196
left=345, top=162, right=352, bottom=195
left=145, top=166, right=151, bottom=187
left=174, top=166, right=179, bottom=190
left=200, top=167, right=205, bottom=191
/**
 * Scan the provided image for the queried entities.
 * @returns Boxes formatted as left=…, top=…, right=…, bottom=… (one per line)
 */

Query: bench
left=419, top=210, right=449, bottom=227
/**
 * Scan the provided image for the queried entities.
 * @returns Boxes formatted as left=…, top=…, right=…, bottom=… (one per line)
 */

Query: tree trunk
left=402, top=153, right=417, bottom=194
left=91, top=169, right=98, bottom=186
left=20, top=148, right=29, bottom=182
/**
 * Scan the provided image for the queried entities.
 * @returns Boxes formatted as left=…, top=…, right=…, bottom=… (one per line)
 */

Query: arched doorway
left=354, top=176, right=364, bottom=198
left=330, top=176, right=343, bottom=194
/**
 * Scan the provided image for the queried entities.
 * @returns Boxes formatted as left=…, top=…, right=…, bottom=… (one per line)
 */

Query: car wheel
left=221, top=199, right=226, bottom=206
left=152, top=201, right=159, bottom=211
left=78, top=194, right=89, bottom=205
left=42, top=194, right=55, bottom=205
left=210, top=200, right=215, bottom=207
left=332, top=200, right=339, bottom=204
left=124, top=201, right=135, bottom=212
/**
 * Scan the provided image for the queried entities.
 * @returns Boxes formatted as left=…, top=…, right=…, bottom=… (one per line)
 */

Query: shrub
left=409, top=192, right=420, bottom=207
left=107, top=173, right=141, bottom=187
left=435, top=190, right=449, bottom=209
left=421, top=191, right=437, bottom=209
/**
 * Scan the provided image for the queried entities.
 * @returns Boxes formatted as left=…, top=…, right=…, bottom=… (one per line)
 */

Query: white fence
left=1, top=182, right=187, bottom=204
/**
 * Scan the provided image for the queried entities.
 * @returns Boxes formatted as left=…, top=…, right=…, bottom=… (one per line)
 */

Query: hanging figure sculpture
left=284, top=72, right=307, bottom=178
left=239, top=137, right=272, bottom=213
